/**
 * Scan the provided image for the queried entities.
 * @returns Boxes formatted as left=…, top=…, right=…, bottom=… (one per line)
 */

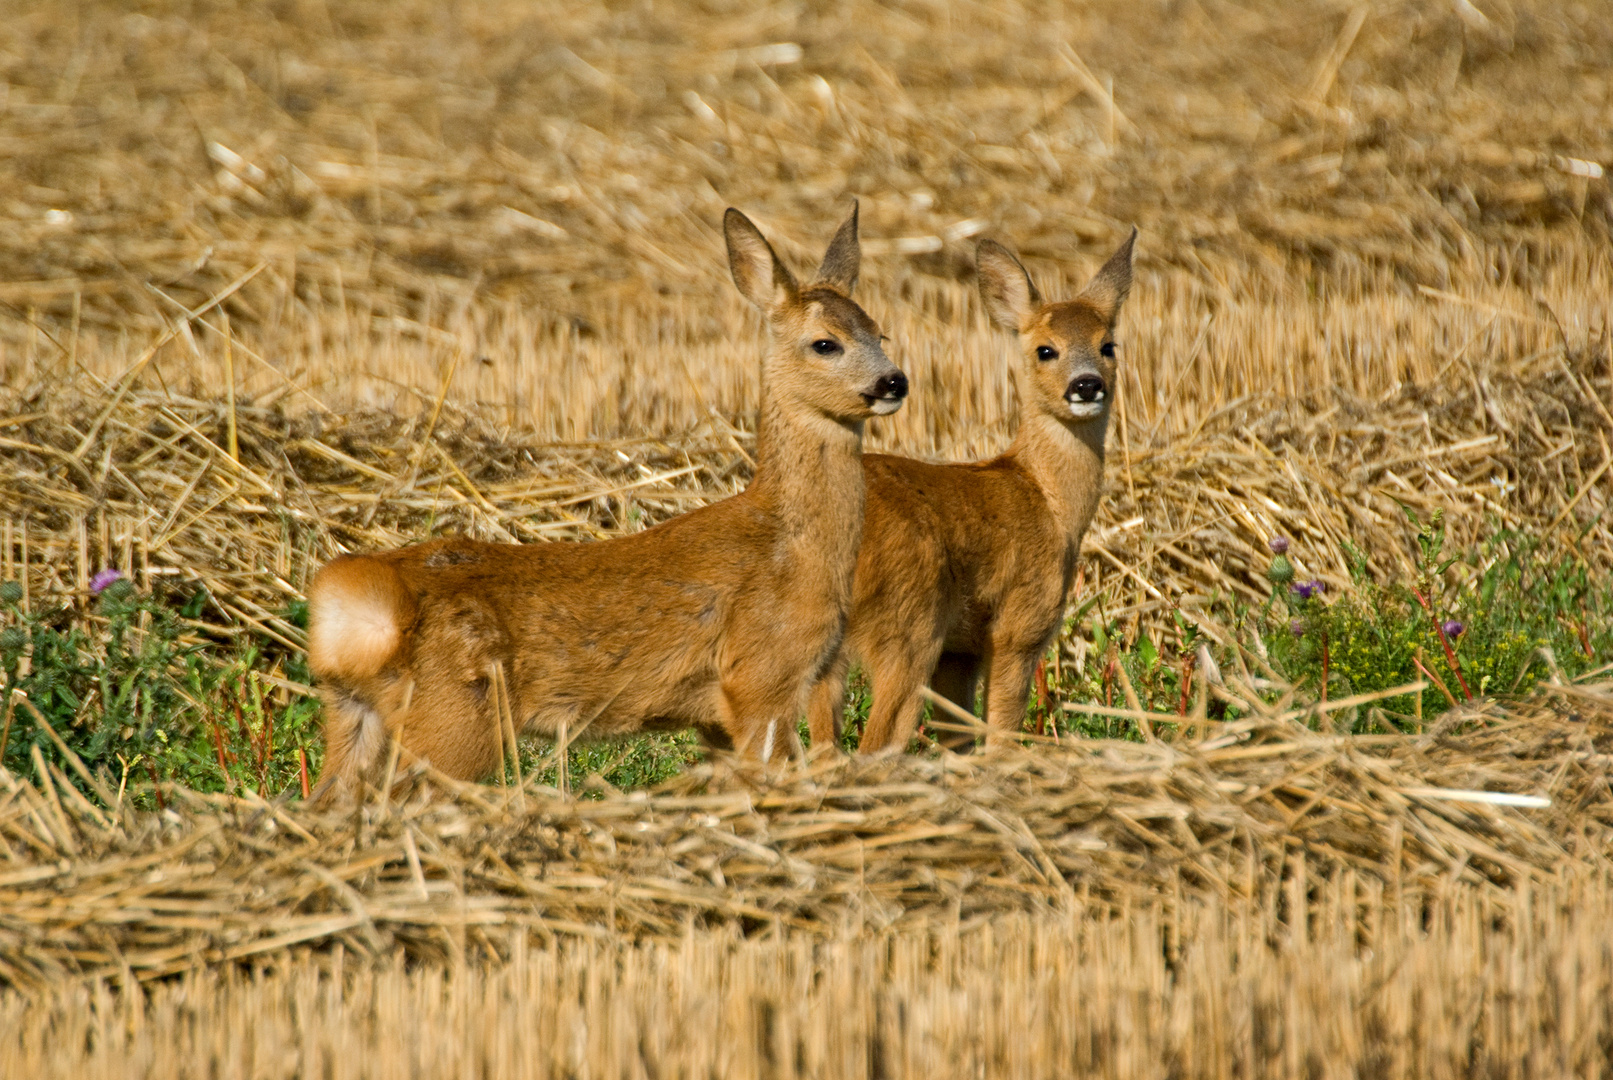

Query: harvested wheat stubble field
left=5, top=692, right=1613, bottom=1077
left=2, top=0, right=1613, bottom=1074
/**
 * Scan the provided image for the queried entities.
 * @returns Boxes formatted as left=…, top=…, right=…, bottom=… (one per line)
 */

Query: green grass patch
left=2, top=510, right=1607, bottom=806
left=1060, top=512, right=1610, bottom=738
left=1, top=577, right=322, bottom=805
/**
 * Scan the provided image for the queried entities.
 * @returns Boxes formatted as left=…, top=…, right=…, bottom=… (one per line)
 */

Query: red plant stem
left=298, top=747, right=310, bottom=800
left=259, top=686, right=274, bottom=779
left=1178, top=654, right=1194, bottom=716
left=145, top=759, right=165, bottom=812
left=258, top=721, right=271, bottom=790
left=1411, top=588, right=1473, bottom=699
left=0, top=691, right=16, bottom=763
left=209, top=716, right=232, bottom=775
left=1033, top=658, right=1051, bottom=735
left=1412, top=654, right=1459, bottom=707
left=231, top=678, right=249, bottom=743
left=1103, top=657, right=1116, bottom=709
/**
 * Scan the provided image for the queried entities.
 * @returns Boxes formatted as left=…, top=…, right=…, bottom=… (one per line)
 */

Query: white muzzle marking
left=1068, top=399, right=1106, bottom=419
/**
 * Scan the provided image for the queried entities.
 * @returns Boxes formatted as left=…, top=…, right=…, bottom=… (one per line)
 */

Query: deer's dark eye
left=812, top=339, right=842, bottom=356
left=1100, top=342, right=1116, bottom=359
left=1036, top=345, right=1058, bottom=361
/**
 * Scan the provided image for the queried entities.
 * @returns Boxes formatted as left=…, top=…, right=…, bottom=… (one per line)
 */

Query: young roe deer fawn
left=807, top=228, right=1136, bottom=753
left=307, top=205, right=907, bottom=799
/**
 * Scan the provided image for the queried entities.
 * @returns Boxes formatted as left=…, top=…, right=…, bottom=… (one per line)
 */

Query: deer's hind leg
left=980, top=632, right=1046, bottom=751
left=369, top=609, right=512, bottom=785
left=309, top=684, right=391, bottom=804
left=856, top=637, right=946, bottom=753
left=392, top=669, right=505, bottom=782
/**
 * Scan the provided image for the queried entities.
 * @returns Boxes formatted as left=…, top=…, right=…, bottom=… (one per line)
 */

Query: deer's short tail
left=307, top=555, right=417, bottom=681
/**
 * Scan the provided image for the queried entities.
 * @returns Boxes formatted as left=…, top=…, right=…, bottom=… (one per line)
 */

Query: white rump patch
left=309, top=585, right=401, bottom=678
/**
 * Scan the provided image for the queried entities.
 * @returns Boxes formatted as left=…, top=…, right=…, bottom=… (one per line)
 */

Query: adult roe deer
left=307, top=205, right=907, bottom=800
left=806, top=228, right=1136, bottom=753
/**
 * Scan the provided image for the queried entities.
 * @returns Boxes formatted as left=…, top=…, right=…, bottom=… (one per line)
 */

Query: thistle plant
left=1266, top=536, right=1294, bottom=587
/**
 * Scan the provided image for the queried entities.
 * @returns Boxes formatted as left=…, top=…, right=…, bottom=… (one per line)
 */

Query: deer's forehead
left=1033, top=301, right=1110, bottom=343
left=800, top=288, right=880, bottom=339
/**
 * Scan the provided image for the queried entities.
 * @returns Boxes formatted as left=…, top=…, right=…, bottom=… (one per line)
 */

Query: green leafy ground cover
left=2, top=511, right=1607, bottom=807
left=1061, top=511, right=1610, bottom=739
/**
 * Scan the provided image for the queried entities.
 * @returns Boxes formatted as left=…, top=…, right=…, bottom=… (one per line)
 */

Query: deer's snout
left=874, top=371, right=908, bottom=401
left=864, top=369, right=908, bottom=415
left=1065, top=373, right=1107, bottom=419
left=1069, top=373, right=1106, bottom=402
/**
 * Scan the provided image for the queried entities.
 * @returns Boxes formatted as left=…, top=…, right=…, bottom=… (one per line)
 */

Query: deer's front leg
left=981, top=640, right=1040, bottom=751
left=805, top=647, right=851, bottom=755
left=717, top=652, right=808, bottom=769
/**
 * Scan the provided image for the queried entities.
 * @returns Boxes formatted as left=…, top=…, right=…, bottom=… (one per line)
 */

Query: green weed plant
left=1063, top=511, right=1609, bottom=738
left=1, top=577, right=321, bottom=806
left=1, top=509, right=1605, bottom=806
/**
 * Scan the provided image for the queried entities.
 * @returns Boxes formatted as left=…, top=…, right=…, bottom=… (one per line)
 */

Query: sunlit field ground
left=1, top=0, right=1611, bottom=1074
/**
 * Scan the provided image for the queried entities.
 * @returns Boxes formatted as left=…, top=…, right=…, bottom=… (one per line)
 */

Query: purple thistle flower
left=90, top=568, right=124, bottom=594
left=1442, top=619, right=1465, bottom=639
left=1268, top=536, right=1290, bottom=555
left=1290, top=618, right=1306, bottom=636
left=1290, top=579, right=1326, bottom=600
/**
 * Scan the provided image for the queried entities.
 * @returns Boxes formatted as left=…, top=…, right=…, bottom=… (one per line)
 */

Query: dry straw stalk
left=0, top=686, right=1609, bottom=988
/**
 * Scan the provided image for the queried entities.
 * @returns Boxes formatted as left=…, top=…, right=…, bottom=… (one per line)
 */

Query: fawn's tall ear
left=812, top=200, right=860, bottom=294
left=725, top=209, right=799, bottom=313
left=1078, top=226, right=1138, bottom=325
left=975, top=239, right=1041, bottom=332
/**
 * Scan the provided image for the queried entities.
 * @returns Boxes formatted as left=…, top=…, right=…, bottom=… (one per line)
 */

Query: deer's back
left=374, top=494, right=790, bottom=734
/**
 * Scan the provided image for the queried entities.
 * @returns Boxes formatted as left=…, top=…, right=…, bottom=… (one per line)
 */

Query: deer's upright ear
left=725, top=209, right=799, bottom=313
left=975, top=239, right=1040, bottom=332
left=813, top=200, right=860, bottom=294
left=1078, top=226, right=1137, bottom=325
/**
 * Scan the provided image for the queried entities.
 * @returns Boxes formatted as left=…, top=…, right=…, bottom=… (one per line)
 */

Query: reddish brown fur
left=807, top=230, right=1136, bottom=753
left=307, top=206, right=906, bottom=800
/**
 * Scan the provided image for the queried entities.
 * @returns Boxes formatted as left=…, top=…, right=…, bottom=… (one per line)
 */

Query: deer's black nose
left=873, top=371, right=909, bottom=400
left=1069, top=374, right=1106, bottom=402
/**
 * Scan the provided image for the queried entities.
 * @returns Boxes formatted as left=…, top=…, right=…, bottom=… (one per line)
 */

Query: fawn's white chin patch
left=869, top=396, right=905, bottom=416
left=1068, top=400, right=1106, bottom=419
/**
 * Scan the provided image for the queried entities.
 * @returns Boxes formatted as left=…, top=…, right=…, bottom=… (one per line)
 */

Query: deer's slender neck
left=750, top=391, right=867, bottom=596
left=1007, top=410, right=1109, bottom=544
